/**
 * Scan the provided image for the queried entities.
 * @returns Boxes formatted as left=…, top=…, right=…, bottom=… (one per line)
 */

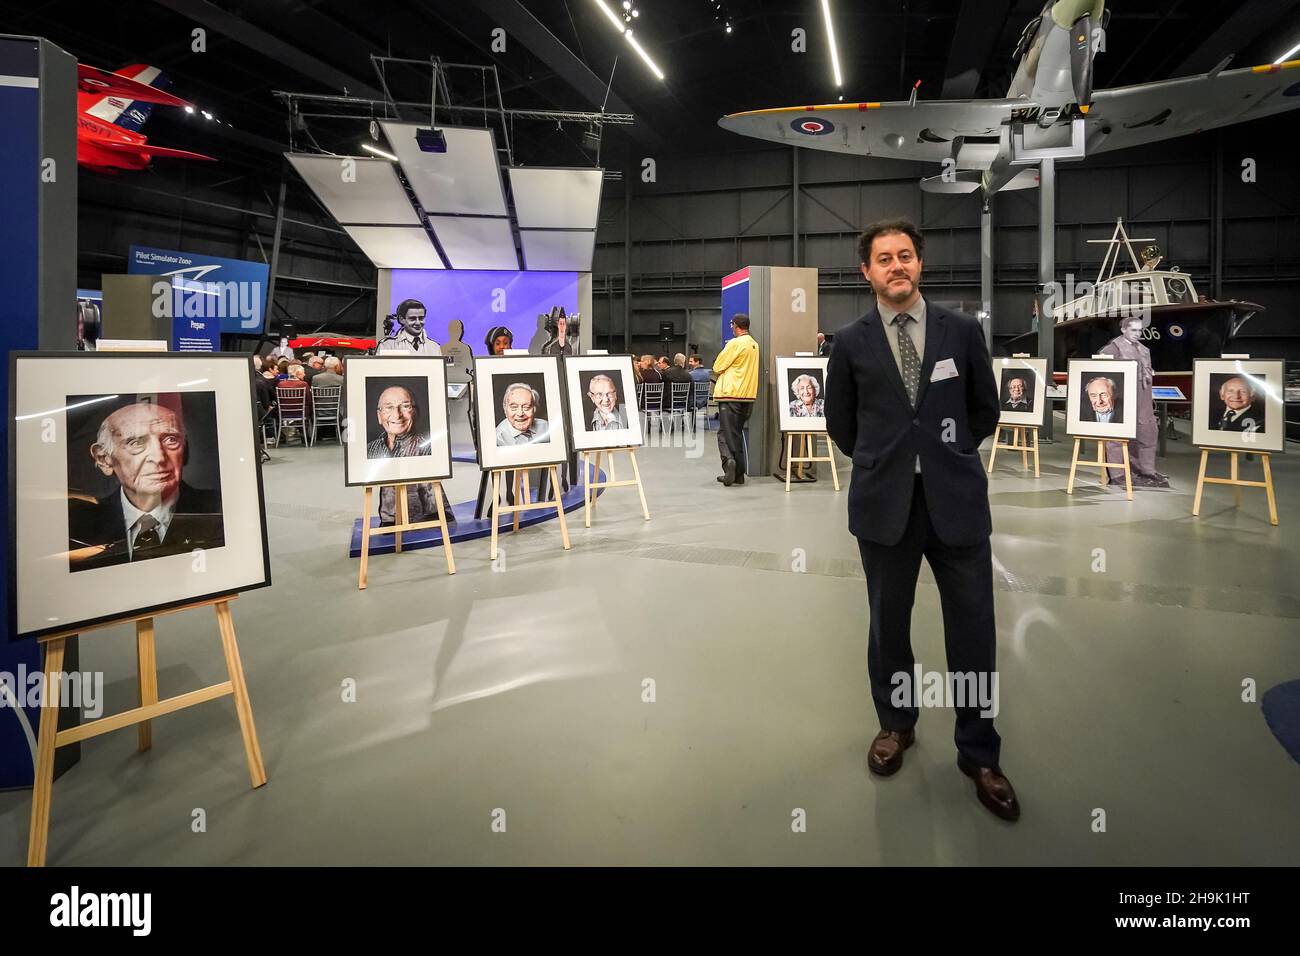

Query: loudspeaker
left=658, top=321, right=674, bottom=342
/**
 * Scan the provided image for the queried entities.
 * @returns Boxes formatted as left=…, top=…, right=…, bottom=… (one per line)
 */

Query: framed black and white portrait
left=995, top=357, right=1048, bottom=428
left=1066, top=359, right=1138, bottom=440
left=9, top=353, right=271, bottom=640
left=562, top=354, right=643, bottom=451
left=775, top=356, right=829, bottom=432
left=342, top=355, right=452, bottom=486
left=375, top=297, right=441, bottom=355
left=472, top=355, right=568, bottom=469
left=1191, top=358, right=1284, bottom=453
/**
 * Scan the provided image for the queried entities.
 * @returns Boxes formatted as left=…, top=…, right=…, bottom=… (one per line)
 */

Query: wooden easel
left=987, top=424, right=1041, bottom=477
left=27, top=595, right=265, bottom=867
left=1192, top=447, right=1279, bottom=526
left=784, top=431, right=840, bottom=492
left=357, top=481, right=456, bottom=588
left=488, top=465, right=571, bottom=560
left=1067, top=437, right=1133, bottom=500
left=580, top=447, right=651, bottom=528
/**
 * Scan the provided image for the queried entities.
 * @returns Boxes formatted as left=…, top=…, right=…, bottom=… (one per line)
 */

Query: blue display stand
left=0, top=34, right=79, bottom=788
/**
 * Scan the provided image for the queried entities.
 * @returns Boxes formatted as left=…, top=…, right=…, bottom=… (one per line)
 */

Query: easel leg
left=1231, top=452, right=1241, bottom=507
left=785, top=433, right=793, bottom=492
left=512, top=470, right=523, bottom=534
left=798, top=433, right=808, bottom=480
left=394, top=484, right=407, bottom=553
left=987, top=425, right=1000, bottom=474
left=590, top=451, right=602, bottom=521
left=358, top=486, right=373, bottom=590
left=1262, top=453, right=1279, bottom=526
left=490, top=470, right=501, bottom=561
left=1032, top=427, right=1040, bottom=478
left=825, top=436, right=840, bottom=491
left=1067, top=438, right=1080, bottom=494
left=583, top=452, right=593, bottom=529
left=214, top=601, right=267, bottom=789
left=628, top=448, right=651, bottom=519
left=27, top=637, right=65, bottom=868
left=1121, top=441, right=1133, bottom=500
left=136, top=619, right=158, bottom=752
left=551, top=465, right=572, bottom=550
left=1192, top=449, right=1209, bottom=516
left=1018, top=427, right=1028, bottom=470
left=432, top=480, right=456, bottom=574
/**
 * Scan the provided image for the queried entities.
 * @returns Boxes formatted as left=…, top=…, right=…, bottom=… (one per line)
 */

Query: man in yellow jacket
left=712, top=313, right=760, bottom=485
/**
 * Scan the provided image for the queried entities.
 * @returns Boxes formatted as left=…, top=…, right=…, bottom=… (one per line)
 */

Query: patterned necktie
left=134, top=514, right=162, bottom=553
left=896, top=314, right=921, bottom=405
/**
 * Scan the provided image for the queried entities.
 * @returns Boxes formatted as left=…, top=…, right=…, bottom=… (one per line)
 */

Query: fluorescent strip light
left=361, top=143, right=399, bottom=162
left=592, top=0, right=626, bottom=33
left=821, top=0, right=843, bottom=87
left=626, top=32, right=664, bottom=80
left=1275, top=40, right=1300, bottom=64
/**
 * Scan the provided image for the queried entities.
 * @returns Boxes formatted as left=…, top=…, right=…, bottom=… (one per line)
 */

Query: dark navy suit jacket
left=825, top=299, right=999, bottom=547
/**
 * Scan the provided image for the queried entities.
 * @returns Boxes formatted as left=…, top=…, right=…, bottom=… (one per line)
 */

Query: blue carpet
left=1261, top=680, right=1300, bottom=765
left=347, top=462, right=601, bottom=557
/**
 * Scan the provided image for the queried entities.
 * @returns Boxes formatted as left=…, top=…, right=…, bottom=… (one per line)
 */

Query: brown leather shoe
left=957, top=754, right=1021, bottom=822
left=867, top=728, right=915, bottom=776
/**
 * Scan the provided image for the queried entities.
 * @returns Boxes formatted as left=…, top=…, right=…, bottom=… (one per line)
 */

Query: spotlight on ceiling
left=184, top=105, right=195, bottom=114
left=414, top=127, right=447, bottom=153
left=581, top=126, right=602, bottom=151
left=201, top=109, right=213, bottom=120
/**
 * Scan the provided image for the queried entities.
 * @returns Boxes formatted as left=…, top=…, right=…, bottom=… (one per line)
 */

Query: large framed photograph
left=1066, top=359, right=1139, bottom=440
left=563, top=354, right=644, bottom=451
left=342, top=355, right=452, bottom=486
left=1191, top=358, right=1285, bottom=453
left=775, top=356, right=829, bottom=432
left=375, top=297, right=441, bottom=355
left=9, top=353, right=271, bottom=640
left=994, top=357, right=1048, bottom=428
left=472, top=355, right=569, bottom=469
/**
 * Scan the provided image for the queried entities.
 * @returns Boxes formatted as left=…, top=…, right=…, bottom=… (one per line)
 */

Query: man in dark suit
left=825, top=218, right=1019, bottom=822
left=1212, top=375, right=1266, bottom=432
left=816, top=332, right=834, bottom=356
left=68, top=401, right=224, bottom=572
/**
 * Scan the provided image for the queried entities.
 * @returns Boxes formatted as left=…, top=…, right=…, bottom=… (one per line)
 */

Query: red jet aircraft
left=77, top=63, right=215, bottom=173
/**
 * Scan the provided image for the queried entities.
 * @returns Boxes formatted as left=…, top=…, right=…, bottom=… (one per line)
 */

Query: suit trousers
left=856, top=474, right=1001, bottom=767
left=716, top=400, right=753, bottom=477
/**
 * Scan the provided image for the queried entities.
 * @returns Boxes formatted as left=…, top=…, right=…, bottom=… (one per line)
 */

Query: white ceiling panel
left=380, top=122, right=508, bottom=216
left=520, top=230, right=596, bottom=272
left=285, top=153, right=420, bottom=225
left=342, top=226, right=445, bottom=269
left=509, top=167, right=603, bottom=229
left=428, top=216, right=519, bottom=270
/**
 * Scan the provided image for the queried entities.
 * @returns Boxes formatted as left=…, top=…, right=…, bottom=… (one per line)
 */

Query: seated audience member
left=640, top=354, right=662, bottom=385
left=312, top=356, right=344, bottom=390
left=276, top=359, right=290, bottom=380
left=279, top=364, right=313, bottom=416
left=688, top=355, right=712, bottom=408
left=304, top=355, right=325, bottom=382
left=661, top=353, right=693, bottom=389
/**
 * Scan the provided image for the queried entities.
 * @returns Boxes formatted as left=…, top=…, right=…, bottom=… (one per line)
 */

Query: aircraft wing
left=77, top=63, right=193, bottom=109
left=718, top=99, right=1028, bottom=163
left=1086, top=59, right=1300, bottom=155
left=94, top=140, right=216, bottom=162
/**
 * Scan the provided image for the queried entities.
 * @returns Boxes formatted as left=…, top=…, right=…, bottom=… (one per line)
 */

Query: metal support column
left=980, top=197, right=993, bottom=353
left=1037, top=158, right=1056, bottom=440
left=792, top=146, right=801, bottom=268
left=1212, top=129, right=1224, bottom=300
left=265, top=178, right=288, bottom=337
left=623, top=141, right=632, bottom=353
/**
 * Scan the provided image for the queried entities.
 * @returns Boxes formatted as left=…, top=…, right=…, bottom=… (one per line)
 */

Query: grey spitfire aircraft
left=719, top=0, right=1300, bottom=203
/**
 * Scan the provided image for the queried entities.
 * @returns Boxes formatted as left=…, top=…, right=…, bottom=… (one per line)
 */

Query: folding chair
left=310, top=385, right=342, bottom=445
left=274, top=383, right=310, bottom=447
left=665, top=381, right=691, bottom=436
left=640, top=382, right=664, bottom=437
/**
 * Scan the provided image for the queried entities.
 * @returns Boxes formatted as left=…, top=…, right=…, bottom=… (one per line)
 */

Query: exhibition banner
left=128, top=244, right=269, bottom=335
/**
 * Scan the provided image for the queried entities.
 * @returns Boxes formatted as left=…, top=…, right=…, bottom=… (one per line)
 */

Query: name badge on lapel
left=930, top=358, right=959, bottom=382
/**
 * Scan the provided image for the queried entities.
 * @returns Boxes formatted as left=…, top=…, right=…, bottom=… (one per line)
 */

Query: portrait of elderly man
left=366, top=384, right=431, bottom=459
left=586, top=374, right=627, bottom=431
left=68, top=398, right=224, bottom=572
left=495, top=381, right=551, bottom=446
left=1001, top=374, right=1033, bottom=412
left=1080, top=374, right=1124, bottom=424
left=788, top=372, right=825, bottom=418
left=1211, top=374, right=1266, bottom=433
left=378, top=298, right=441, bottom=355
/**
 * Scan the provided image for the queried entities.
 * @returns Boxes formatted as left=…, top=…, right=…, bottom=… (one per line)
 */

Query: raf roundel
left=1166, top=324, right=1186, bottom=339
left=790, top=117, right=835, bottom=135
